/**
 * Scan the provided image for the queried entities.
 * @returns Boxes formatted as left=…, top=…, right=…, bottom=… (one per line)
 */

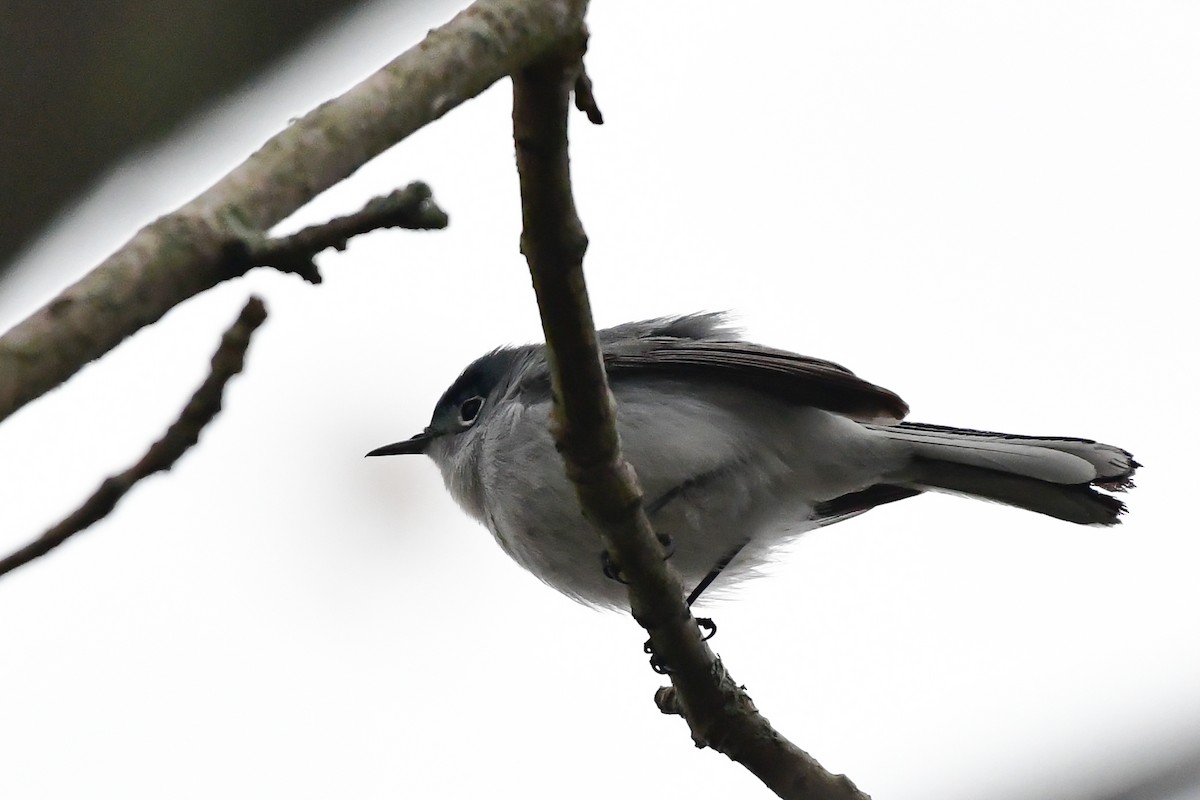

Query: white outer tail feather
left=865, top=422, right=1138, bottom=525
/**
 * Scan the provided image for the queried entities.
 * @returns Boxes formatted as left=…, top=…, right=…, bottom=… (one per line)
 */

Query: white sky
left=2, top=2, right=1199, bottom=798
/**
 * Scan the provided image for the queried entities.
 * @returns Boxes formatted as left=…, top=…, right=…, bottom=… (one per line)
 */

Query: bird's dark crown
left=429, top=347, right=527, bottom=426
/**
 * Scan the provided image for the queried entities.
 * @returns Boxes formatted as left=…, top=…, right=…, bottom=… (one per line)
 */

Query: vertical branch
left=510, top=20, right=869, bottom=800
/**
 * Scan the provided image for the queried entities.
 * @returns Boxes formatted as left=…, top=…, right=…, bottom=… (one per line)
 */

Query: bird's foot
left=600, top=550, right=628, bottom=584
left=642, top=617, right=718, bottom=674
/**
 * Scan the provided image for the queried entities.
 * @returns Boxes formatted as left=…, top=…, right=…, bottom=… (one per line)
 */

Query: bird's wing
left=603, top=340, right=909, bottom=421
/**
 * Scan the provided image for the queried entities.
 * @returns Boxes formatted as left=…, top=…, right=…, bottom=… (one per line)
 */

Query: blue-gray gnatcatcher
left=368, top=314, right=1138, bottom=608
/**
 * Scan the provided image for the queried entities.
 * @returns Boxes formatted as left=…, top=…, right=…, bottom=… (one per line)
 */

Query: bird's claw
left=643, top=638, right=674, bottom=674
left=600, top=550, right=629, bottom=584
left=642, top=617, right=718, bottom=674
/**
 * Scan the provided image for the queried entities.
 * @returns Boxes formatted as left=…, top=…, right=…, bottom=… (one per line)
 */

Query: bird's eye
left=458, top=395, right=484, bottom=425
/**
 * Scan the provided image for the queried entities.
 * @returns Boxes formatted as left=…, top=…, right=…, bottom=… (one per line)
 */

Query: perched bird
left=368, top=314, right=1137, bottom=608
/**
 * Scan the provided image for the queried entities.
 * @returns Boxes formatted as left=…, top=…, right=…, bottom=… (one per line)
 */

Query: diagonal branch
left=0, top=0, right=586, bottom=427
left=0, top=297, right=268, bottom=580
left=510, top=23, right=869, bottom=800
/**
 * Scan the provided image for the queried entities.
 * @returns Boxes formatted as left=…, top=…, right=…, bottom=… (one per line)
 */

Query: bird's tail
left=867, top=422, right=1139, bottom=525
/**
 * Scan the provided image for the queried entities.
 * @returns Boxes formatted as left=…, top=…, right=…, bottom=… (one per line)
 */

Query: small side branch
left=255, top=182, right=449, bottom=269
left=225, top=182, right=449, bottom=284
left=511, top=29, right=868, bottom=800
left=0, top=297, right=268, bottom=580
left=573, top=61, right=604, bottom=124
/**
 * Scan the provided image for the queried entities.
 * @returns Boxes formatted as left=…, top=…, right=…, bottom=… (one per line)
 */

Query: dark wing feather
left=812, top=484, right=923, bottom=526
left=604, top=340, right=909, bottom=421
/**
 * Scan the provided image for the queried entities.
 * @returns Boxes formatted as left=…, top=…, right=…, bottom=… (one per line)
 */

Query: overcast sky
left=2, top=2, right=1199, bottom=798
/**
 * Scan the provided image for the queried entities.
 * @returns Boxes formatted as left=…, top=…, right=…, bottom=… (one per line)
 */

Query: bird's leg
left=683, top=541, right=749, bottom=644
left=640, top=541, right=744, bottom=672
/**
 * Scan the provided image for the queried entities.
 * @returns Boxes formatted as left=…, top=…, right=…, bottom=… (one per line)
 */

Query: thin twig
left=0, top=0, right=585, bottom=427
left=0, top=297, right=268, bottom=580
left=511, top=30, right=869, bottom=800
left=224, top=182, right=449, bottom=284
left=260, top=182, right=448, bottom=259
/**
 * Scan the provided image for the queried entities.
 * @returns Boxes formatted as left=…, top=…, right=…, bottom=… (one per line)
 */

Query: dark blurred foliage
left=0, top=0, right=377, bottom=279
